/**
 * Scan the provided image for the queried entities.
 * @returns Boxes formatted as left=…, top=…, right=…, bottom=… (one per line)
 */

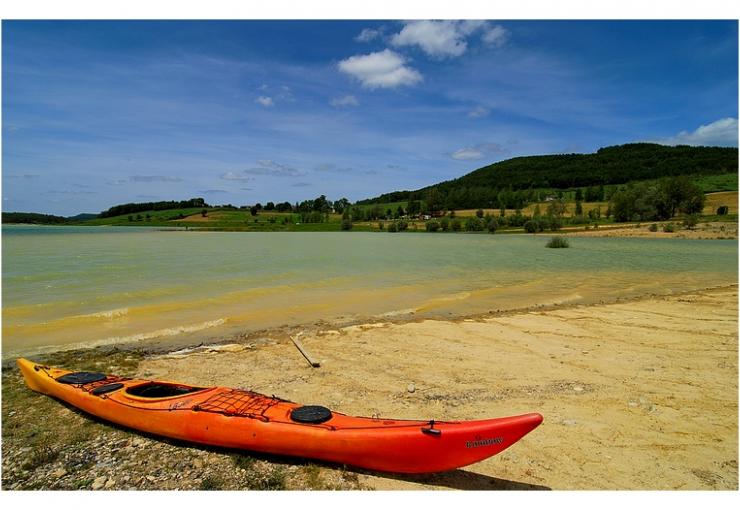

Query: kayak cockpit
left=125, top=382, right=207, bottom=399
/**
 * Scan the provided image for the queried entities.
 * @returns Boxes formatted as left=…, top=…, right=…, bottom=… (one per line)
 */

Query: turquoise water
left=2, top=225, right=737, bottom=357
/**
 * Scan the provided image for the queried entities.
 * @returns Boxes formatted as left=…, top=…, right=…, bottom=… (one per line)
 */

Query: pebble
left=562, top=419, right=578, bottom=426
left=193, top=458, right=204, bottom=469
left=92, top=476, right=107, bottom=490
left=105, top=479, right=116, bottom=489
left=146, top=475, right=156, bottom=482
left=407, top=383, right=416, bottom=393
left=51, top=468, right=67, bottom=479
left=573, top=386, right=584, bottom=393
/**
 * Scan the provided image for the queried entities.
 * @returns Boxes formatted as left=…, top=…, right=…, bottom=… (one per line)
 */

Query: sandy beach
left=558, top=221, right=738, bottom=240
left=127, top=284, right=737, bottom=490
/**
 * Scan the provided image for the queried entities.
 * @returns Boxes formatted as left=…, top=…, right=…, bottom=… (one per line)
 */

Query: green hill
left=358, top=143, right=738, bottom=209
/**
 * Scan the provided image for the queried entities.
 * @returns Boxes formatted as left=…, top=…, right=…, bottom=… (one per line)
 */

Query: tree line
left=99, top=198, right=209, bottom=218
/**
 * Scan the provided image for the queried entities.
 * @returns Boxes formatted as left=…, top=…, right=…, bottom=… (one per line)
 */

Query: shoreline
left=4, top=218, right=738, bottom=239
left=4, top=282, right=737, bottom=364
left=3, top=283, right=737, bottom=490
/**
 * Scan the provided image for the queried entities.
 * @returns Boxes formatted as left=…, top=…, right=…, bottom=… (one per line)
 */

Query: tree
left=249, top=206, right=258, bottom=216
left=575, top=188, right=584, bottom=201
left=341, top=219, right=353, bottom=230
left=201, top=209, right=208, bottom=217
left=575, top=200, right=583, bottom=216
left=407, top=200, right=421, bottom=216
left=476, top=209, right=484, bottom=218
left=265, top=202, right=275, bottom=210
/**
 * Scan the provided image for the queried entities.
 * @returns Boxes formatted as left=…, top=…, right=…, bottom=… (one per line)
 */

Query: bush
left=425, top=221, right=440, bottom=232
left=476, top=209, right=484, bottom=218
left=451, top=219, right=462, bottom=231
left=397, top=220, right=409, bottom=231
left=717, top=205, right=729, bottom=215
left=341, top=219, right=353, bottom=231
left=663, top=223, right=675, bottom=233
left=570, top=215, right=588, bottom=225
left=546, top=236, right=570, bottom=248
left=440, top=217, right=450, bottom=231
left=378, top=222, right=384, bottom=230
left=387, top=222, right=398, bottom=232
left=683, top=214, right=699, bottom=230
left=524, top=220, right=537, bottom=233
left=547, top=216, right=562, bottom=231
left=487, top=217, right=499, bottom=233
left=464, top=217, right=484, bottom=231
left=648, top=223, right=658, bottom=232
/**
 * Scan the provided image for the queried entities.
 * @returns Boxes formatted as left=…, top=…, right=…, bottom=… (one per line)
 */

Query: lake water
left=2, top=225, right=737, bottom=358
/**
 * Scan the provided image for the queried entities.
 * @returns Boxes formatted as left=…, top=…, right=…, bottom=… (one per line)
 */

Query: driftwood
left=290, top=334, right=320, bottom=368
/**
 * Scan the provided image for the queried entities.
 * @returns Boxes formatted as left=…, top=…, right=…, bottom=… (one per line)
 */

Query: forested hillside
left=359, top=143, right=738, bottom=209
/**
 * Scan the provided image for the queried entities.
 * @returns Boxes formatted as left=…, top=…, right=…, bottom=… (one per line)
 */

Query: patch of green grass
left=246, top=466, right=287, bottom=490
left=22, top=443, right=59, bottom=471
left=303, top=464, right=323, bottom=490
left=200, top=475, right=225, bottom=490
left=694, top=173, right=738, bottom=193
left=231, top=453, right=255, bottom=470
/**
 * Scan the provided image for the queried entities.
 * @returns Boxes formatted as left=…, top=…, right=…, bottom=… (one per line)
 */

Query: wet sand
left=136, top=285, right=738, bottom=490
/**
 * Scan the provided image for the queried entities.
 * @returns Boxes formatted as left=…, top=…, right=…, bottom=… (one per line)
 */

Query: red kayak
left=17, top=358, right=543, bottom=473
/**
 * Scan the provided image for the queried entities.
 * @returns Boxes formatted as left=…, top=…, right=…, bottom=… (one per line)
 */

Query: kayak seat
left=126, top=382, right=206, bottom=398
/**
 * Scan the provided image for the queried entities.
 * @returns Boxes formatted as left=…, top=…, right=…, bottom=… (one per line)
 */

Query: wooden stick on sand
left=290, top=333, right=320, bottom=368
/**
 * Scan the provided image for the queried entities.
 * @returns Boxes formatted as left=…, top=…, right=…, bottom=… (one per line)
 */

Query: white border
left=0, top=0, right=739, bottom=20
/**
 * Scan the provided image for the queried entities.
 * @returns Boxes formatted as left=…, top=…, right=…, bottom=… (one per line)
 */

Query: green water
left=2, top=225, right=737, bottom=357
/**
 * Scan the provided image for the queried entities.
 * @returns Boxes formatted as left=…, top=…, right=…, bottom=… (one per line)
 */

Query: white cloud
left=330, top=95, right=360, bottom=107
left=130, top=175, right=183, bottom=182
left=390, top=21, right=509, bottom=59
left=220, top=171, right=253, bottom=183
left=315, top=163, right=353, bottom=173
left=355, top=28, right=381, bottom=43
left=653, top=118, right=738, bottom=147
left=451, top=143, right=507, bottom=161
left=244, top=160, right=304, bottom=177
left=482, top=25, right=508, bottom=47
left=255, top=96, right=274, bottom=107
left=338, top=49, right=422, bottom=89
left=468, top=106, right=490, bottom=118
left=391, top=21, right=467, bottom=58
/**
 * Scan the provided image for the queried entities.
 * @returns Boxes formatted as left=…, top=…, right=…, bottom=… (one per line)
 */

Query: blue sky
left=2, top=20, right=738, bottom=215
